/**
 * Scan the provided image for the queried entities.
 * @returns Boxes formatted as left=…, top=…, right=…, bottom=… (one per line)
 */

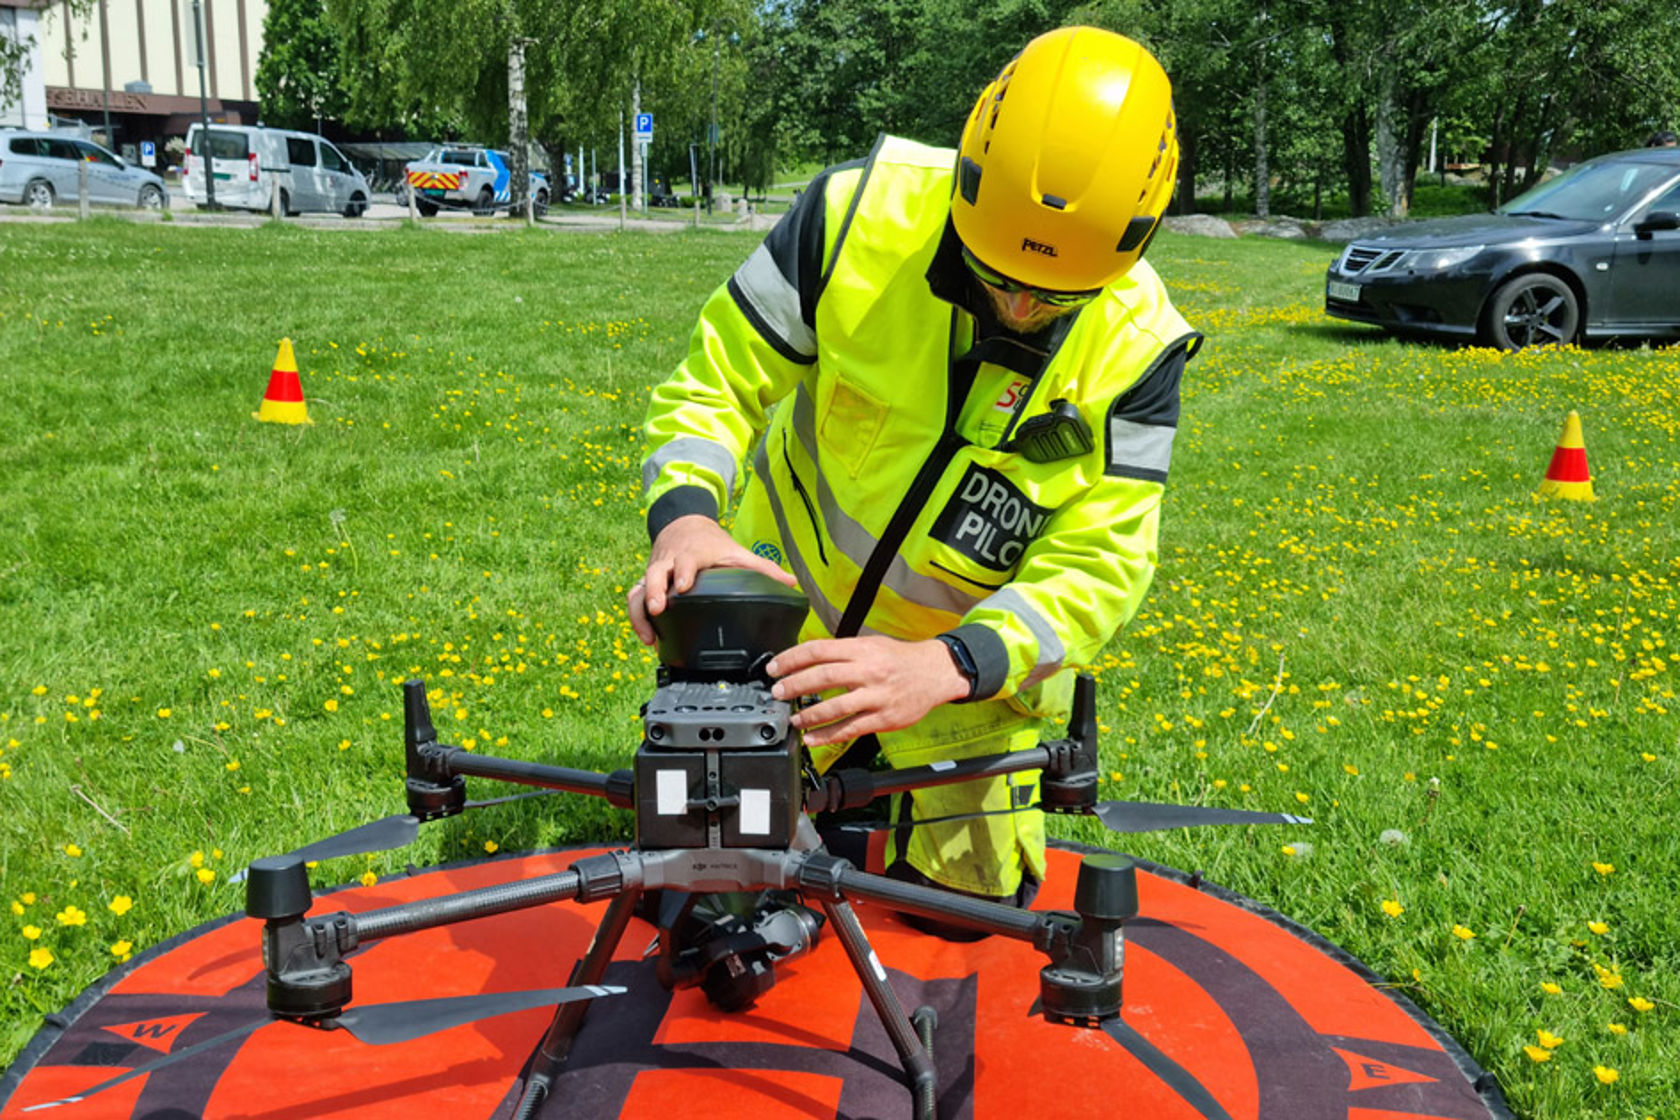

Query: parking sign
left=140, top=141, right=157, bottom=168
left=634, top=113, right=654, bottom=143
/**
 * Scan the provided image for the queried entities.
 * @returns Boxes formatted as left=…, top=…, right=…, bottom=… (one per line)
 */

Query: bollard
left=271, top=171, right=283, bottom=220
left=407, top=181, right=418, bottom=221
left=78, top=160, right=90, bottom=219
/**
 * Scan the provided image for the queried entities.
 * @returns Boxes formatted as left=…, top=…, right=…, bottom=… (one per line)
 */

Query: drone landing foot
left=512, top=887, right=643, bottom=1120
left=817, top=896, right=939, bottom=1120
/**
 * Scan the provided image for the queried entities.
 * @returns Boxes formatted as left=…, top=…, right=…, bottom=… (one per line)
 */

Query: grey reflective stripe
left=753, top=439, right=843, bottom=634
left=788, top=386, right=982, bottom=619
left=643, top=437, right=738, bottom=495
left=976, top=587, right=1064, bottom=685
left=1107, top=418, right=1176, bottom=481
left=734, top=243, right=817, bottom=359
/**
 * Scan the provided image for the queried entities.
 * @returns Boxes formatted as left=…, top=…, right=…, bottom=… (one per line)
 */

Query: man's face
left=979, top=282, right=1084, bottom=333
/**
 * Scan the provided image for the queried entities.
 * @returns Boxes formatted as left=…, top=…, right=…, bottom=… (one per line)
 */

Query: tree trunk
left=1253, top=55, right=1270, bottom=218
left=1175, top=126, right=1198, bottom=215
left=1340, top=106, right=1373, bottom=217
left=1374, top=69, right=1409, bottom=217
left=507, top=35, right=529, bottom=221
left=632, top=79, right=644, bottom=211
left=1401, top=87, right=1431, bottom=214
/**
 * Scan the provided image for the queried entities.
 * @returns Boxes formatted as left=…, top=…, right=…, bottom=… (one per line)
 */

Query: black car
left=1325, top=148, right=1680, bottom=349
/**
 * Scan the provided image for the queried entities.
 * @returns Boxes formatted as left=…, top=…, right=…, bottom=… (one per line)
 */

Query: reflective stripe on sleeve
left=1105, top=418, right=1175, bottom=483
left=642, top=437, right=738, bottom=496
left=975, top=587, right=1065, bottom=686
left=731, top=243, right=818, bottom=362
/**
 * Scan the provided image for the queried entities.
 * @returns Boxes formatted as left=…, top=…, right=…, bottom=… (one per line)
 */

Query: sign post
left=634, top=113, right=653, bottom=213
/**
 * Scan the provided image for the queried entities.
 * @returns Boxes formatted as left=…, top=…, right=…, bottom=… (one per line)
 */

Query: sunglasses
left=961, top=247, right=1100, bottom=308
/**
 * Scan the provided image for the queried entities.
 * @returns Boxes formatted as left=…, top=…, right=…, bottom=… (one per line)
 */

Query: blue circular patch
left=751, top=541, right=784, bottom=565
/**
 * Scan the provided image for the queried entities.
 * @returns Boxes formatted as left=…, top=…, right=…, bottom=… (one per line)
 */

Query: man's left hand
left=767, top=636, right=971, bottom=748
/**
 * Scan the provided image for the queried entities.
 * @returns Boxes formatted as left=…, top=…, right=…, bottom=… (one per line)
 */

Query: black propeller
left=19, top=984, right=625, bottom=1112
left=232, top=790, right=561, bottom=882
left=1089, top=800, right=1312, bottom=833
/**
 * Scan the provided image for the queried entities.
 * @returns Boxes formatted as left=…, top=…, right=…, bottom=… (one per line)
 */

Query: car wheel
left=416, top=199, right=438, bottom=218
left=533, top=189, right=549, bottom=218
left=473, top=187, right=494, bottom=216
left=1482, top=273, right=1579, bottom=350
left=24, top=179, right=54, bottom=211
left=138, top=184, right=166, bottom=211
left=343, top=193, right=368, bottom=218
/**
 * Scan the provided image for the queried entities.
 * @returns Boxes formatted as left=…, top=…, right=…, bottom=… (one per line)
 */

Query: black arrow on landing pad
left=19, top=985, right=625, bottom=1112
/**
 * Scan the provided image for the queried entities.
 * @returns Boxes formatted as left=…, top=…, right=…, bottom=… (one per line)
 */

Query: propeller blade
left=1101, top=1017, right=1235, bottom=1120
left=332, top=985, right=627, bottom=1046
left=1091, top=800, right=1312, bottom=833
left=234, top=792, right=563, bottom=881
left=287, top=813, right=423, bottom=864
left=21, top=1017, right=268, bottom=1112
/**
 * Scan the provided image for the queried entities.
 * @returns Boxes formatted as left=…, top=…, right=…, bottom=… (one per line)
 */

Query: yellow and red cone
left=1535, top=410, right=1593, bottom=501
left=253, top=339, right=312, bottom=425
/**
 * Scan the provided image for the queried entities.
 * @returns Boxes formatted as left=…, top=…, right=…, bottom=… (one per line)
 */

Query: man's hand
left=629, top=515, right=798, bottom=645
left=767, top=636, right=971, bottom=748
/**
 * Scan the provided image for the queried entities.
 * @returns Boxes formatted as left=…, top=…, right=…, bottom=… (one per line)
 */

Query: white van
left=182, top=124, right=371, bottom=217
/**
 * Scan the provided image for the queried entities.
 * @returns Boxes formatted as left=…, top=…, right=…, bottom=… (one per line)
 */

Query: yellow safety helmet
left=952, top=26, right=1178, bottom=294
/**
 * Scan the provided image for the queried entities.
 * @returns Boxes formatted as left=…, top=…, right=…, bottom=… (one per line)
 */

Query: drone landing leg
left=512, top=887, right=643, bottom=1120
left=816, top=896, right=939, bottom=1120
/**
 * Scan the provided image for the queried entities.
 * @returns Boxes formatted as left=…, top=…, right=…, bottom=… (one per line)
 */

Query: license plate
left=422, top=189, right=446, bottom=198
left=1327, top=280, right=1362, bottom=302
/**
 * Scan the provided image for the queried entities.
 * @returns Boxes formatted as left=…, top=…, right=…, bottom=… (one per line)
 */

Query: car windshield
left=1499, top=159, right=1678, bottom=221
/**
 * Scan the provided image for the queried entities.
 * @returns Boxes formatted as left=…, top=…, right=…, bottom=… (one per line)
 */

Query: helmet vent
left=1117, top=215, right=1154, bottom=253
left=959, top=157, right=983, bottom=205
left=1040, top=193, right=1067, bottom=211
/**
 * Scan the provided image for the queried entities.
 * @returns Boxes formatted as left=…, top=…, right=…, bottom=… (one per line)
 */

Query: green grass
left=1195, top=179, right=1493, bottom=220
left=2, top=218, right=1677, bottom=1117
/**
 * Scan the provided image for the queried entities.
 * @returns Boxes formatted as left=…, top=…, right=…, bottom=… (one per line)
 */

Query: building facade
left=2, top=0, right=263, bottom=165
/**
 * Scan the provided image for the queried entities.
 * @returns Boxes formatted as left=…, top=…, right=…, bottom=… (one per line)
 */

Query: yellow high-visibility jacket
left=642, top=136, right=1198, bottom=896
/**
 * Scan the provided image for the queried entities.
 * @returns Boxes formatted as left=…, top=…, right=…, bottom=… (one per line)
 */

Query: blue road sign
left=634, top=113, right=654, bottom=143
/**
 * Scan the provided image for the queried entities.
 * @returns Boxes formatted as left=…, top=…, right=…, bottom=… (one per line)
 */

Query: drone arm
left=437, top=748, right=635, bottom=809
left=795, top=850, right=1044, bottom=942
left=805, top=674, right=1101, bottom=814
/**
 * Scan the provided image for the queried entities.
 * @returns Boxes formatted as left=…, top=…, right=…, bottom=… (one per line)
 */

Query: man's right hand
left=629, top=515, right=798, bottom=645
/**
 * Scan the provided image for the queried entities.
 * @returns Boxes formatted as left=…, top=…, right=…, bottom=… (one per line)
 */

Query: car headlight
left=1402, top=245, right=1486, bottom=271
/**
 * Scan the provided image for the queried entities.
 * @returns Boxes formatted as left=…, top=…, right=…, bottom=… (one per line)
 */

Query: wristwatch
left=935, top=634, right=980, bottom=703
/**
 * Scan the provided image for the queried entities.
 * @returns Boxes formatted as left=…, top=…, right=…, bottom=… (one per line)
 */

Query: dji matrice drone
left=30, top=570, right=1306, bottom=1119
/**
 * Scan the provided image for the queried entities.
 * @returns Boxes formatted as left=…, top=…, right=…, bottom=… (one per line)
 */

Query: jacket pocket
left=819, top=377, right=888, bottom=477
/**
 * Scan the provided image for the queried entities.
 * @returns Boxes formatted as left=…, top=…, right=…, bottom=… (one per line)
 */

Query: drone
left=27, top=570, right=1309, bottom=1118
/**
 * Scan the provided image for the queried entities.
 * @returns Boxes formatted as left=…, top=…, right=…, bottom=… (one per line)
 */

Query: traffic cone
left=1535, top=410, right=1593, bottom=501
left=252, top=339, right=312, bottom=425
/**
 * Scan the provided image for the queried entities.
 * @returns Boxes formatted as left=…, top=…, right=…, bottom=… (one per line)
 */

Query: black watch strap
left=936, top=634, right=980, bottom=703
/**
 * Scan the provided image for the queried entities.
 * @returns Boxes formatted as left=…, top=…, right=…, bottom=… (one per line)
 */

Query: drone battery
left=636, top=681, right=800, bottom=850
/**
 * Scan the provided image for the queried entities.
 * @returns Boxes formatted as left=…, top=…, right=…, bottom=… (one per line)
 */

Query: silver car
left=0, top=130, right=170, bottom=211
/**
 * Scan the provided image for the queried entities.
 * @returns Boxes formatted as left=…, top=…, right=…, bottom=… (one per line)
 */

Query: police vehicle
left=403, top=147, right=549, bottom=216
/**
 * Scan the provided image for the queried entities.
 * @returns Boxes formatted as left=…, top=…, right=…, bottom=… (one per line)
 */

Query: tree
left=256, top=0, right=347, bottom=130
left=3, top=0, right=94, bottom=118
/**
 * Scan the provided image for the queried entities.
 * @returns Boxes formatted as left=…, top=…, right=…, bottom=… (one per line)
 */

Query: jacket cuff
left=949, top=622, right=1009, bottom=702
left=648, top=485, right=720, bottom=543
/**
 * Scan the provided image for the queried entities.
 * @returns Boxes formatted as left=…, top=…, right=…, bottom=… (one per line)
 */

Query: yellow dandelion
left=196, top=868, right=216, bottom=885
left=1628, top=996, right=1654, bottom=1013
left=1607, top=1022, right=1628, bottom=1035
left=359, top=871, right=378, bottom=888
left=484, top=841, right=499, bottom=854
left=55, top=905, right=87, bottom=927
left=1592, top=861, right=1615, bottom=876
left=1593, top=1066, right=1619, bottom=1084
left=1382, top=899, right=1405, bottom=918
left=324, top=699, right=339, bottom=712
left=22, top=924, right=41, bottom=940
left=1522, top=1045, right=1551, bottom=1063
left=157, top=708, right=171, bottom=719
left=110, top=940, right=133, bottom=960
left=1588, top=920, right=1609, bottom=935
left=1537, top=1029, right=1564, bottom=1050
left=28, top=947, right=53, bottom=970
left=64, top=843, right=82, bottom=858
left=1451, top=924, right=1476, bottom=941
left=1540, top=981, right=1562, bottom=995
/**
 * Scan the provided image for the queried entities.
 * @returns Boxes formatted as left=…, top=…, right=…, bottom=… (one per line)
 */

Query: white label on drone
left=740, top=789, right=771, bottom=835
left=928, top=760, right=957, bottom=772
left=868, top=950, right=887, bottom=982
left=656, top=769, right=688, bottom=815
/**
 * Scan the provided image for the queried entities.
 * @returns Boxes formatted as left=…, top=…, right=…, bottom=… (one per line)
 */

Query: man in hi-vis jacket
left=631, top=26, right=1199, bottom=917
